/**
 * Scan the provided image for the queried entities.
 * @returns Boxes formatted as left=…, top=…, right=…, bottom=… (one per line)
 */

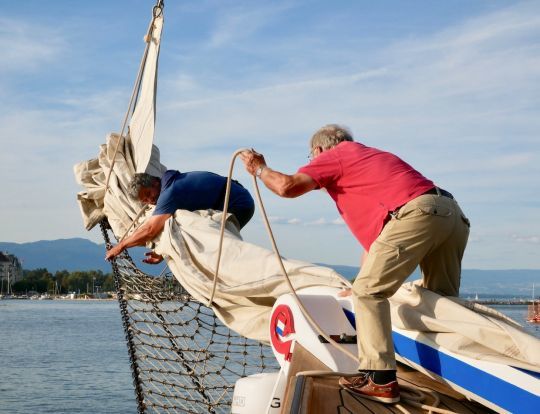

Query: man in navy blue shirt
left=105, top=170, right=255, bottom=263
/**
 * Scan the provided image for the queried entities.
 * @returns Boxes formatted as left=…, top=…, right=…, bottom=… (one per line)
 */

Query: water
left=490, top=304, right=540, bottom=338
left=0, top=300, right=137, bottom=414
left=0, top=300, right=538, bottom=414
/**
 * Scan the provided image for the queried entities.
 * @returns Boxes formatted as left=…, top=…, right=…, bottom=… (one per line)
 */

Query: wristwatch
left=255, top=165, right=266, bottom=178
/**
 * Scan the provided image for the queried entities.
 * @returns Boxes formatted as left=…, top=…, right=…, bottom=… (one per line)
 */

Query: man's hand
left=240, top=149, right=266, bottom=176
left=338, top=288, right=352, bottom=297
left=143, top=251, right=164, bottom=265
left=103, top=214, right=170, bottom=262
left=240, top=149, right=317, bottom=198
left=105, top=244, right=124, bottom=261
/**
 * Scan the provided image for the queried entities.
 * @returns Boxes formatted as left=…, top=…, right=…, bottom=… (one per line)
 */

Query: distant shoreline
left=0, top=296, right=116, bottom=302
left=469, top=300, right=535, bottom=305
left=1, top=296, right=537, bottom=306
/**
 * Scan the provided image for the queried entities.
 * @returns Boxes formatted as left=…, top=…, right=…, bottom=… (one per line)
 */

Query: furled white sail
left=129, top=13, right=163, bottom=176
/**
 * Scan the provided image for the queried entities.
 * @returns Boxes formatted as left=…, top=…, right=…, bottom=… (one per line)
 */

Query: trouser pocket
left=397, top=202, right=452, bottom=220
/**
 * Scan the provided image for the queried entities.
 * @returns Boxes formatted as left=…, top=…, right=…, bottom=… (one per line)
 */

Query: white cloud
left=307, top=218, right=328, bottom=226
left=0, top=17, right=65, bottom=72
left=512, top=235, right=540, bottom=245
left=267, top=216, right=288, bottom=224
left=206, top=3, right=294, bottom=48
left=287, top=218, right=302, bottom=225
left=156, top=3, right=540, bottom=164
left=265, top=216, right=345, bottom=227
left=266, top=216, right=303, bottom=225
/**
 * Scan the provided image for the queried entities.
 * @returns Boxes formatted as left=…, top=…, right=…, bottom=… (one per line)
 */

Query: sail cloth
left=391, top=282, right=540, bottom=372
left=154, top=210, right=350, bottom=341
left=74, top=133, right=165, bottom=234
left=130, top=13, right=163, bottom=176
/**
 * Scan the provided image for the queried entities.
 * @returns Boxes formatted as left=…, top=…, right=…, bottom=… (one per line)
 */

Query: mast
left=7, top=268, right=11, bottom=296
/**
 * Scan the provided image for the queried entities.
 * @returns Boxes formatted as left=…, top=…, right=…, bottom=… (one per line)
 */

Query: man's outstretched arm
left=240, top=150, right=318, bottom=198
left=105, top=213, right=171, bottom=260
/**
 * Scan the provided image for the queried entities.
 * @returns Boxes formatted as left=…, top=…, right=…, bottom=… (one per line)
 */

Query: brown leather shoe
left=339, top=375, right=400, bottom=403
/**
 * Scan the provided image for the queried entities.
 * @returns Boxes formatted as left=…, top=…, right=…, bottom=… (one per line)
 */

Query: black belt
left=423, top=187, right=453, bottom=199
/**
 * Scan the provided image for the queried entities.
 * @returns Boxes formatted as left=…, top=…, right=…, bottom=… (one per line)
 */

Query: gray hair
left=128, top=173, right=160, bottom=199
left=310, top=124, right=354, bottom=150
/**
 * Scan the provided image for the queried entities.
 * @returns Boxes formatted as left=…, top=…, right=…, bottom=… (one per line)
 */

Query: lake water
left=0, top=301, right=137, bottom=414
left=0, top=300, right=538, bottom=413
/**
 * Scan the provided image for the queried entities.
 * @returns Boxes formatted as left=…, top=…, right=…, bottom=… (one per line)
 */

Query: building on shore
left=0, top=252, right=23, bottom=289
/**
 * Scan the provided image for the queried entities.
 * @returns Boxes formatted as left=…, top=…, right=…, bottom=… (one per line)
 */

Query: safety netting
left=100, top=220, right=280, bottom=413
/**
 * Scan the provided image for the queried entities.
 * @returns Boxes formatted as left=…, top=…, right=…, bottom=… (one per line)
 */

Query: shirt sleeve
left=297, top=151, right=342, bottom=189
left=153, top=188, right=176, bottom=215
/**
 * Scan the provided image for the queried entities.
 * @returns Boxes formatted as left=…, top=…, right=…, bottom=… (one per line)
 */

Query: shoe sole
left=340, top=385, right=400, bottom=404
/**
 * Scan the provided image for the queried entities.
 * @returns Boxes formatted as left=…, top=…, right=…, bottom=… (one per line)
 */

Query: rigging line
left=119, top=204, right=149, bottom=242
left=207, top=148, right=247, bottom=308
left=104, top=2, right=163, bottom=192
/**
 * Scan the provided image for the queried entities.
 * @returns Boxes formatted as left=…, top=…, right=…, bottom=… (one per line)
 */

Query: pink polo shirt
left=298, top=141, right=434, bottom=250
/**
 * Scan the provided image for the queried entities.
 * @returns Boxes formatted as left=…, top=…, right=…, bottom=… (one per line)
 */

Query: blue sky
left=0, top=1, right=538, bottom=269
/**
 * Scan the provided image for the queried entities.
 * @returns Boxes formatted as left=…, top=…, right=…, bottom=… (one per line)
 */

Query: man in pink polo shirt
left=240, top=124, right=470, bottom=403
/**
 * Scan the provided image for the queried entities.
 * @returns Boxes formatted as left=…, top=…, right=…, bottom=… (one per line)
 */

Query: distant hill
left=0, top=238, right=159, bottom=275
left=1, top=239, right=539, bottom=296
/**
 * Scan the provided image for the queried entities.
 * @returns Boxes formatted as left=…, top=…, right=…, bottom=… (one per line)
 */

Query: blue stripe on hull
left=392, top=331, right=540, bottom=413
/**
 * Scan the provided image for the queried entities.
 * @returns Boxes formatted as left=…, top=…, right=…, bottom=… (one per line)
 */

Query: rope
left=207, top=149, right=248, bottom=307
left=119, top=204, right=149, bottom=242
left=208, top=148, right=460, bottom=414
left=104, top=0, right=164, bottom=192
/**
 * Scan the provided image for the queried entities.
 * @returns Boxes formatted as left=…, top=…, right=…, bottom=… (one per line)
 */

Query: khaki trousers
left=352, top=193, right=470, bottom=370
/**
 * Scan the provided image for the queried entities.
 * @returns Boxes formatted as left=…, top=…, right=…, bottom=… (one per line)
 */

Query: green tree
left=13, top=268, right=53, bottom=293
left=12, top=269, right=114, bottom=295
left=54, top=270, right=70, bottom=294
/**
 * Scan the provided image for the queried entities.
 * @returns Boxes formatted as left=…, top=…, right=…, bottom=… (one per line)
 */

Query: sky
left=0, top=0, right=539, bottom=269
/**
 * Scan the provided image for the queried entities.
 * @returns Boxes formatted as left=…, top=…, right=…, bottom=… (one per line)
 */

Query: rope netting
left=100, top=220, right=280, bottom=413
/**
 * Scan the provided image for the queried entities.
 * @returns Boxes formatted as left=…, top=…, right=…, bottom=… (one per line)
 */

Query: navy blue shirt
left=153, top=170, right=255, bottom=228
